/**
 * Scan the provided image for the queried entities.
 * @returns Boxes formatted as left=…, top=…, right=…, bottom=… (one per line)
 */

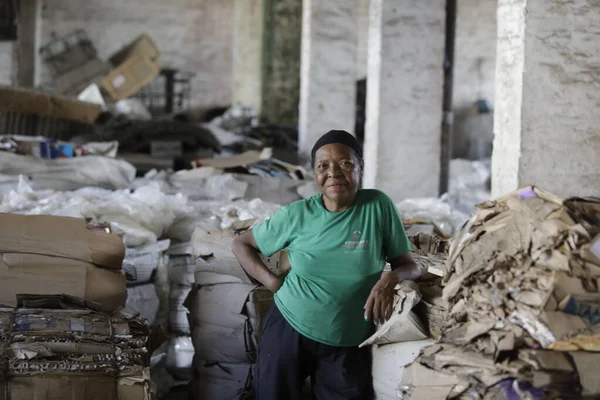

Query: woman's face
left=313, top=143, right=363, bottom=205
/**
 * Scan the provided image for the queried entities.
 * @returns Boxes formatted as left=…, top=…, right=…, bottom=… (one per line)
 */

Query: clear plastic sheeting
left=216, top=198, right=282, bottom=230
left=80, top=183, right=194, bottom=247
left=0, top=152, right=136, bottom=194
left=396, top=197, right=468, bottom=238
left=170, top=173, right=248, bottom=201
left=114, top=98, right=152, bottom=120
left=447, top=158, right=491, bottom=214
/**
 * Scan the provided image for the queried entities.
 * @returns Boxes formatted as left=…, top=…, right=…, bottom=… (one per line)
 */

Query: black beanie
left=311, top=130, right=363, bottom=162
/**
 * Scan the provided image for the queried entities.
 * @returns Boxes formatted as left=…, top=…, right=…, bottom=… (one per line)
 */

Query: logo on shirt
left=344, top=230, right=369, bottom=249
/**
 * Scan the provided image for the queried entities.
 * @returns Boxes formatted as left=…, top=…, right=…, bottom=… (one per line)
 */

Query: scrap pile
left=0, top=213, right=127, bottom=312
left=0, top=294, right=149, bottom=400
left=185, top=221, right=289, bottom=399
left=400, top=186, right=600, bottom=399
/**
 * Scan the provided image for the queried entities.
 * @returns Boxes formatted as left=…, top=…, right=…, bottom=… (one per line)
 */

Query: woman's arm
left=232, top=230, right=284, bottom=293
left=364, top=253, right=421, bottom=325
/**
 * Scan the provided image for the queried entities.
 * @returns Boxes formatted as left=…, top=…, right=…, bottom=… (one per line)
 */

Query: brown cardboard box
left=0, top=253, right=126, bottom=310
left=0, top=214, right=125, bottom=270
left=102, top=54, right=160, bottom=101
left=0, top=85, right=101, bottom=123
left=54, top=58, right=111, bottom=96
left=101, top=34, right=160, bottom=101
left=108, top=34, right=159, bottom=68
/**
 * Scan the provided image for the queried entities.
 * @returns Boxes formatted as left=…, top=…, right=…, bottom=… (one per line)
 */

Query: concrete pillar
left=262, top=0, right=303, bottom=126
left=16, top=0, right=40, bottom=87
left=298, top=0, right=357, bottom=154
left=363, top=0, right=446, bottom=201
left=492, top=0, right=600, bottom=198
left=232, top=0, right=265, bottom=112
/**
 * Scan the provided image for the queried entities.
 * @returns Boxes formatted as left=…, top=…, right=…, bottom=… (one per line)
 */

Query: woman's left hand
left=363, top=274, right=398, bottom=326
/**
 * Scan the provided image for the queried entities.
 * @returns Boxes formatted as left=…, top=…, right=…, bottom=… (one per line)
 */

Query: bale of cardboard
left=0, top=214, right=127, bottom=311
left=186, top=220, right=280, bottom=399
left=0, top=294, right=149, bottom=400
left=399, top=186, right=600, bottom=399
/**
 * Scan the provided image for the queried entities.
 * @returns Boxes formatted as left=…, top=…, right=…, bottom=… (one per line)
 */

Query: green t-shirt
left=252, top=189, right=411, bottom=347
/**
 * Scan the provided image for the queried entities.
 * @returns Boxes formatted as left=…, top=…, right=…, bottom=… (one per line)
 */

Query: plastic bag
left=166, top=336, right=194, bottom=378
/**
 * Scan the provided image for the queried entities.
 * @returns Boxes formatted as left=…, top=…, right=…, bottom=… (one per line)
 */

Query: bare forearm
left=232, top=240, right=281, bottom=292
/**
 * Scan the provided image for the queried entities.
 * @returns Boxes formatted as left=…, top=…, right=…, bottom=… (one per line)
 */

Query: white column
left=363, top=0, right=446, bottom=201
left=492, top=0, right=600, bottom=198
left=298, top=0, right=358, bottom=154
left=232, top=0, right=265, bottom=113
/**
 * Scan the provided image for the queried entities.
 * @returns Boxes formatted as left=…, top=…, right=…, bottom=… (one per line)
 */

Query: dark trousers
left=254, top=305, right=374, bottom=400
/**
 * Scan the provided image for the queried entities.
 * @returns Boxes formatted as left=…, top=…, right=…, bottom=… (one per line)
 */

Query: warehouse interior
left=0, top=0, right=598, bottom=399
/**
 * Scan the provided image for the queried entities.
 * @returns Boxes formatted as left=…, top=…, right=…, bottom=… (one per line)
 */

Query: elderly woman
left=232, top=129, right=420, bottom=400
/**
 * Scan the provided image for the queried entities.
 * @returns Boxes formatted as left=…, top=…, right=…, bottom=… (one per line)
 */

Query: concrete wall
left=232, top=0, right=264, bottom=112
left=492, top=0, right=600, bottom=198
left=355, top=0, right=370, bottom=79
left=37, top=0, right=234, bottom=108
left=0, top=43, right=15, bottom=85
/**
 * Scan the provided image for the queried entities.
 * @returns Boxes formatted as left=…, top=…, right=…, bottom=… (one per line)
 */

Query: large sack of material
left=185, top=283, right=273, bottom=363
left=372, top=339, right=434, bottom=400
left=190, top=360, right=253, bottom=400
left=0, top=152, right=135, bottom=193
left=191, top=223, right=290, bottom=286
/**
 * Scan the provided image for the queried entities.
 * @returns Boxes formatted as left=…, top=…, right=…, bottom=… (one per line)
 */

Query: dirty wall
left=37, top=0, right=234, bottom=109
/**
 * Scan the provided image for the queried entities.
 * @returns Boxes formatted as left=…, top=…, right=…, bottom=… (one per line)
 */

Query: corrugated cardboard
left=0, top=85, right=102, bottom=123
left=108, top=34, right=159, bottom=67
left=0, top=214, right=125, bottom=270
left=0, top=253, right=126, bottom=310
left=102, top=54, right=160, bottom=101
left=0, top=299, right=149, bottom=400
left=0, top=375, right=149, bottom=400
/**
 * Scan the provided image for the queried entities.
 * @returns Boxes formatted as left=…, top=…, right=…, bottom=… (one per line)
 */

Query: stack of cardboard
left=0, top=214, right=127, bottom=311
left=185, top=220, right=288, bottom=399
left=0, top=294, right=149, bottom=400
left=0, top=85, right=101, bottom=140
left=400, top=186, right=600, bottom=399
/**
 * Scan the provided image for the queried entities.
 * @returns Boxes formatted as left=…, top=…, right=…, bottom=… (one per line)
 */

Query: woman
left=232, top=129, right=420, bottom=400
